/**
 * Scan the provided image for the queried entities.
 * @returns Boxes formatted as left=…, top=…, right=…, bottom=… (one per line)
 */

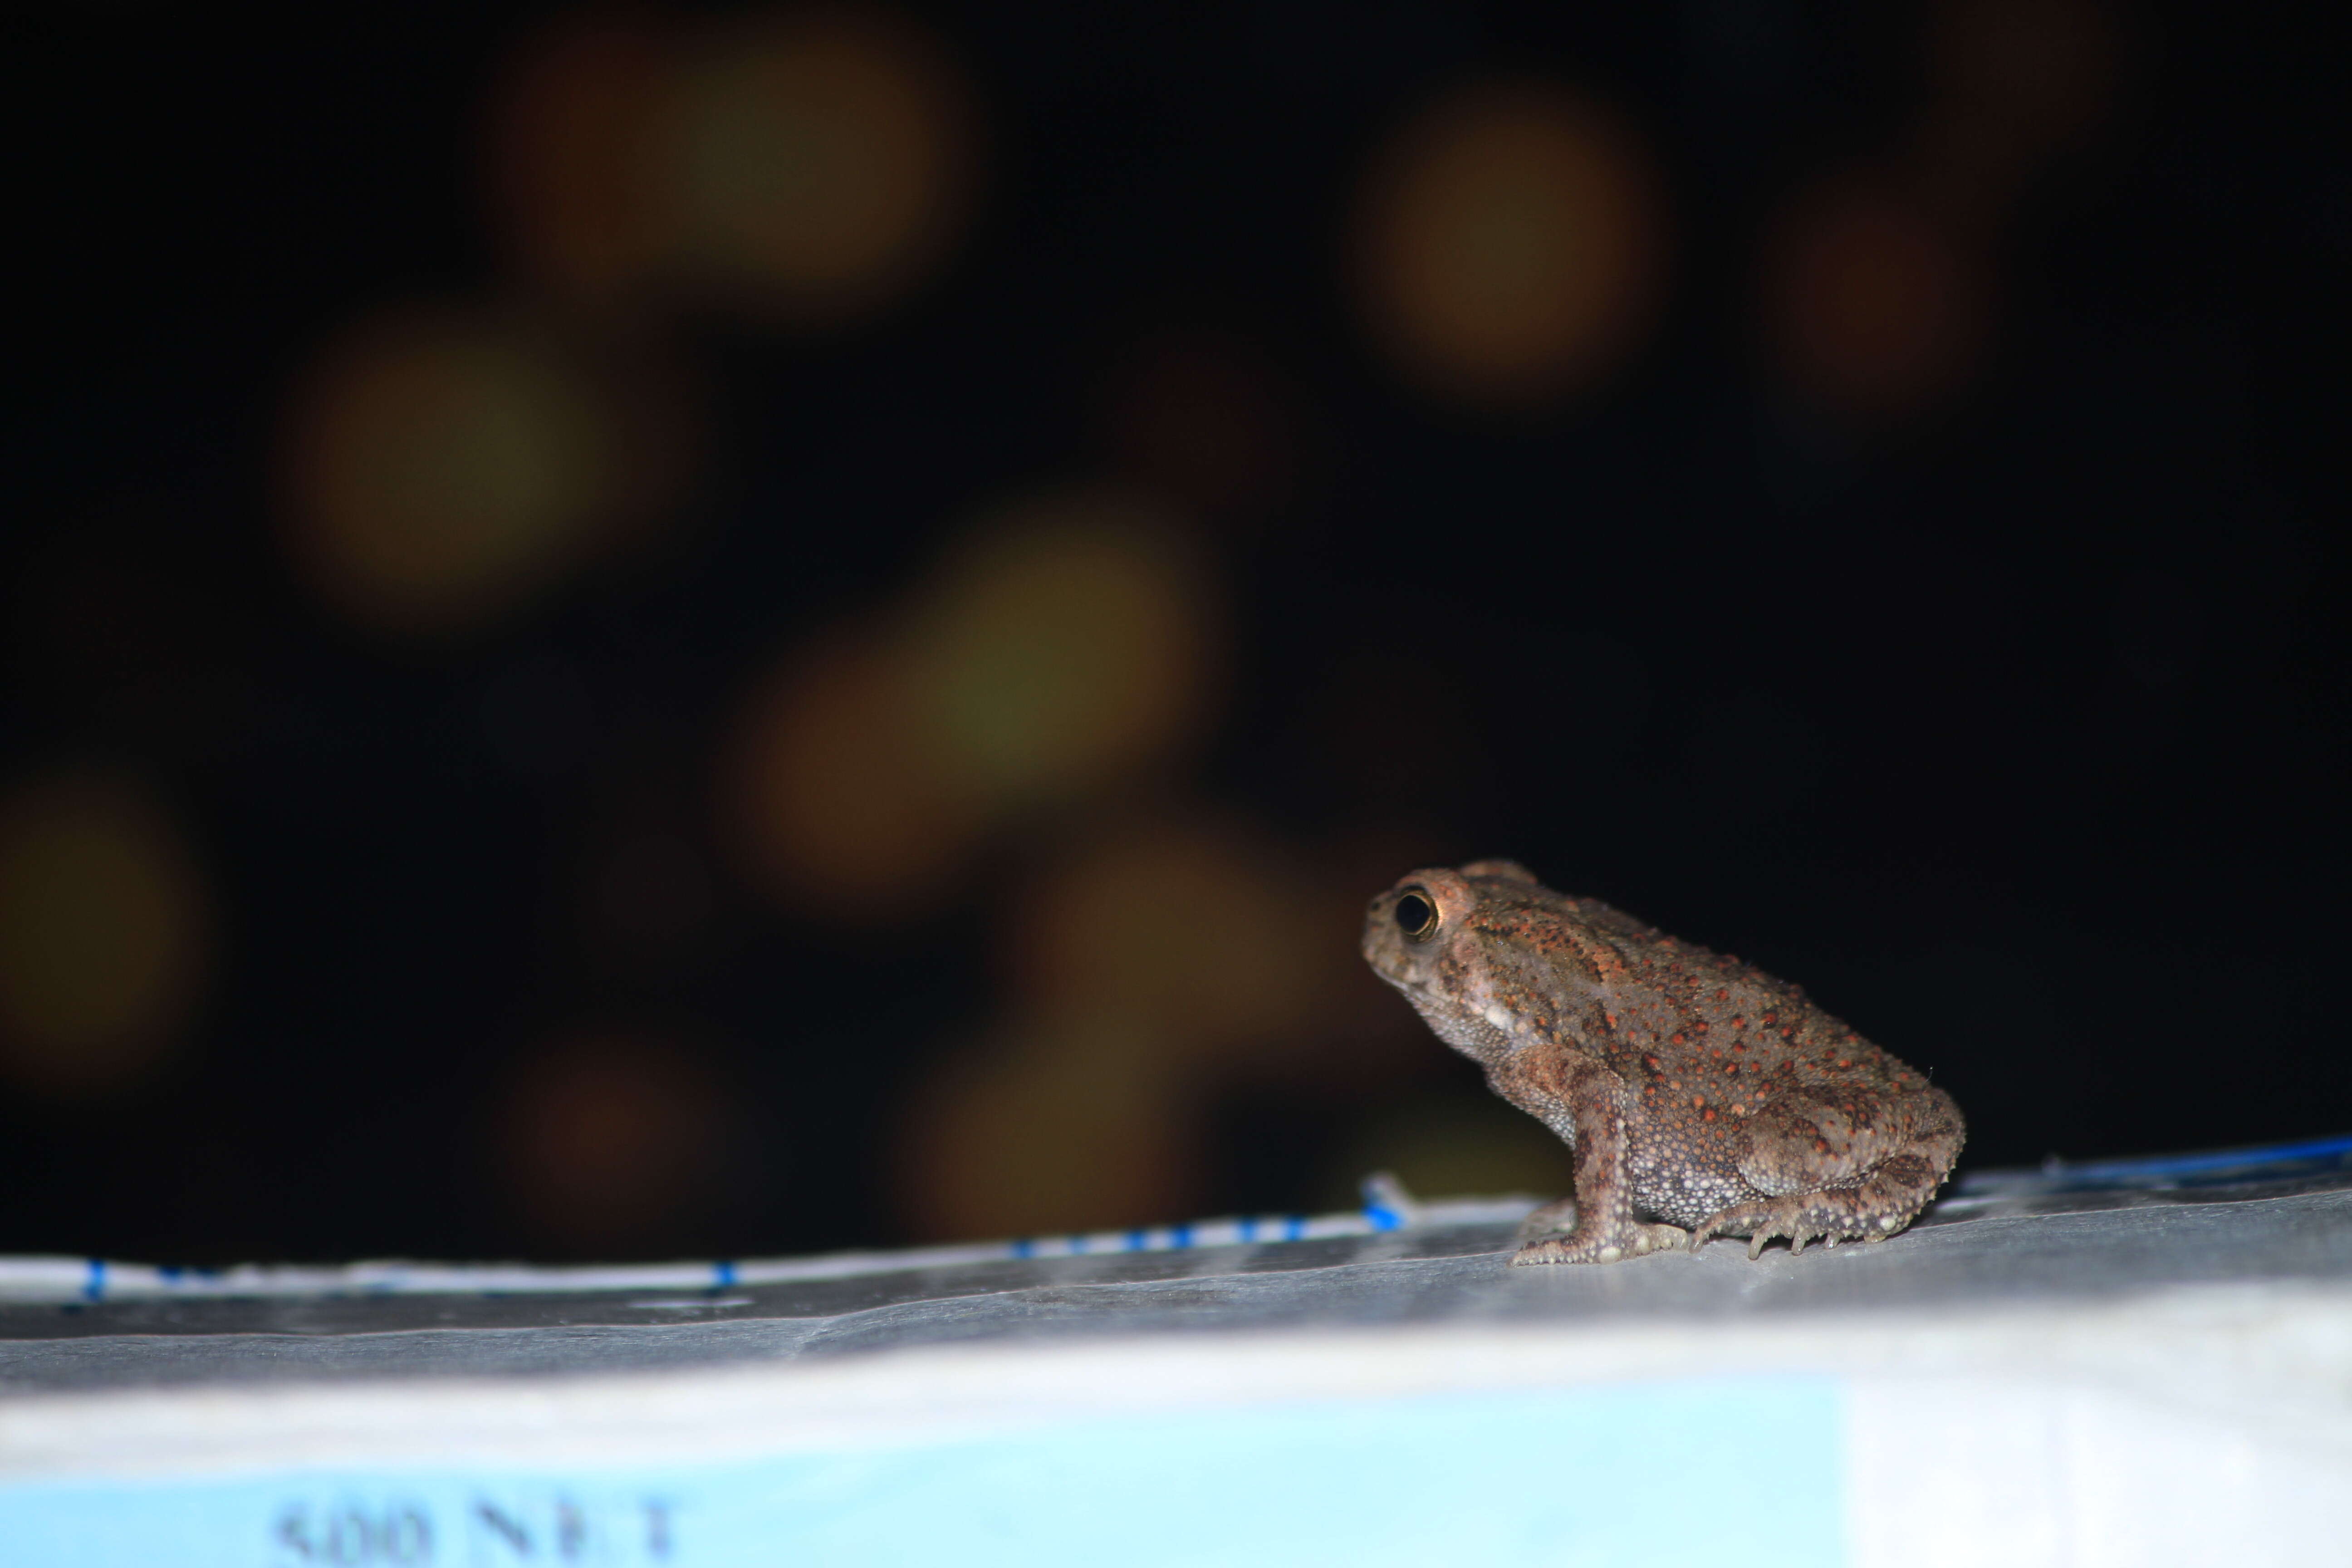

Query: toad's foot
left=1689, top=1189, right=1926, bottom=1259
left=1511, top=1222, right=1688, bottom=1266
left=1693, top=1136, right=1956, bottom=1259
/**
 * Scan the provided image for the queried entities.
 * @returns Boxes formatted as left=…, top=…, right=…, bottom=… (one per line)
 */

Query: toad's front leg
left=1509, top=1065, right=1689, bottom=1266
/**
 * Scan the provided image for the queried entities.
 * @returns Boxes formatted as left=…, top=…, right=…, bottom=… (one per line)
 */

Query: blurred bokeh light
left=722, top=626, right=991, bottom=921
left=1353, top=82, right=1663, bottom=405
left=484, top=17, right=673, bottom=302
left=895, top=1013, right=1198, bottom=1241
left=723, top=489, right=1220, bottom=921
left=279, top=309, right=617, bottom=638
left=498, top=1031, right=736, bottom=1253
left=907, top=490, right=1219, bottom=808
left=1009, top=815, right=1334, bottom=1066
left=0, top=772, right=211, bottom=1098
left=1764, top=178, right=1989, bottom=421
left=669, top=6, right=980, bottom=326
left=893, top=815, right=1386, bottom=1242
left=1921, top=0, right=2123, bottom=222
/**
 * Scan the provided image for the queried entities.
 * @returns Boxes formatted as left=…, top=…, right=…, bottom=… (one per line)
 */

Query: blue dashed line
left=2058, top=1132, right=2352, bottom=1182
left=40, top=1208, right=1457, bottom=1310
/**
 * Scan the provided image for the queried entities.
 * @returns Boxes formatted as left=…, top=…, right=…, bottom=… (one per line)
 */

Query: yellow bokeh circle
left=1355, top=83, right=1664, bottom=404
left=0, top=774, right=210, bottom=1096
left=668, top=7, right=981, bottom=323
left=280, top=310, right=615, bottom=638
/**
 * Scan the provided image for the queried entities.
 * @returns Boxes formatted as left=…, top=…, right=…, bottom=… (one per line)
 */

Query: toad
left=1362, top=861, right=1963, bottom=1264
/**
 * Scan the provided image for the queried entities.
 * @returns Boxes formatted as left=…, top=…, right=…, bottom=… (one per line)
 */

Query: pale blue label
left=0, top=1375, right=1844, bottom=1567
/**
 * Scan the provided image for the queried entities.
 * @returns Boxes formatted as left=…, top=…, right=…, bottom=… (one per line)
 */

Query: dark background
left=5, top=2, right=2346, bottom=1264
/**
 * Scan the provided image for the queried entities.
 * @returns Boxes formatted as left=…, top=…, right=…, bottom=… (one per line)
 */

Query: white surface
left=1847, top=1375, right=2346, bottom=1568
left=3, top=1282, right=2347, bottom=1567
left=7, top=1172, right=2351, bottom=1565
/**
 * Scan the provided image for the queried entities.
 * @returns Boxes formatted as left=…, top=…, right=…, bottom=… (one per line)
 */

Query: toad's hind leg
left=1690, top=1086, right=1964, bottom=1259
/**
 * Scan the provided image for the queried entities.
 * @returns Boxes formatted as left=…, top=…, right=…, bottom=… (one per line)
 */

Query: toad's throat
left=1406, top=994, right=1524, bottom=1062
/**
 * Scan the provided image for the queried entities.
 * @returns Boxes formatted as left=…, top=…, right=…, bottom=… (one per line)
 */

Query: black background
left=6, top=2, right=2347, bottom=1263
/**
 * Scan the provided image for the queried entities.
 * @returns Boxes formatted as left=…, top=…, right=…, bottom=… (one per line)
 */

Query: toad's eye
left=1394, top=889, right=1439, bottom=941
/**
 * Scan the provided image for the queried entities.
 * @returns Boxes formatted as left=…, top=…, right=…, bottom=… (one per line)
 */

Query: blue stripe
left=1974, top=1131, right=2352, bottom=1191
left=0, top=1377, right=1845, bottom=1568
left=712, top=1261, right=738, bottom=1289
left=83, top=1259, right=103, bottom=1303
